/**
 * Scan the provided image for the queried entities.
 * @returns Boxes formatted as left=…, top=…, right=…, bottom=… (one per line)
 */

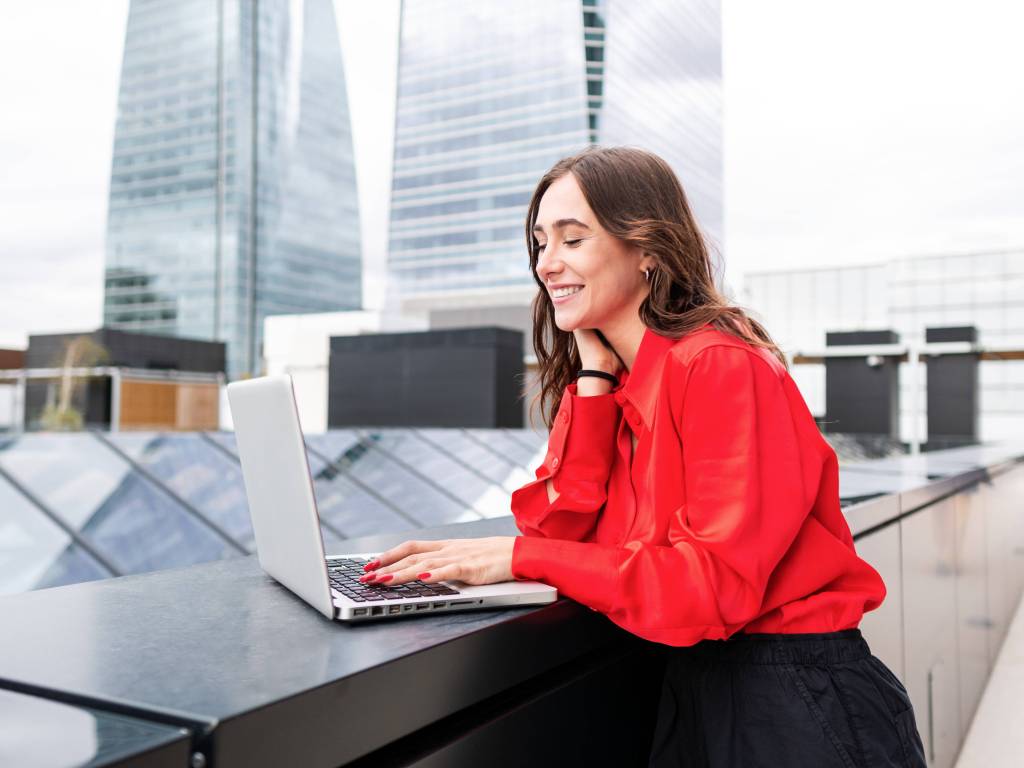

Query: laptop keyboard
left=327, top=557, right=461, bottom=603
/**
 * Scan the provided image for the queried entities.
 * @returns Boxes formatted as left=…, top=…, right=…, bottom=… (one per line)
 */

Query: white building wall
left=743, top=248, right=1024, bottom=444
left=0, top=384, right=16, bottom=431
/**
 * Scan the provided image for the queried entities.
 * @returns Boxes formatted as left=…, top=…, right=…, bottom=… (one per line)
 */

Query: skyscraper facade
left=386, top=0, right=722, bottom=312
left=104, top=0, right=361, bottom=378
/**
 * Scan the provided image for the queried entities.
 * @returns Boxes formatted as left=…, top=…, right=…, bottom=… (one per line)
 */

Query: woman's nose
left=536, top=245, right=558, bottom=280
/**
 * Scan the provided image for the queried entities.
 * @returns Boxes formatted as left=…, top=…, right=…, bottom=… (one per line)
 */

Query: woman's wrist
left=575, top=373, right=615, bottom=396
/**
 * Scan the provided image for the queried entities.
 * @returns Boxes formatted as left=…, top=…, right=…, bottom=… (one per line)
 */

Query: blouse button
left=551, top=456, right=559, bottom=467
left=560, top=411, right=569, bottom=424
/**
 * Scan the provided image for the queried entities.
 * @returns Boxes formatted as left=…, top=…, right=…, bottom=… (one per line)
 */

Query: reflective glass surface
left=600, top=0, right=723, bottom=245
left=388, top=0, right=723, bottom=302
left=200, top=431, right=346, bottom=545
left=298, top=432, right=412, bottom=539
left=0, top=688, right=189, bottom=768
left=204, top=430, right=240, bottom=457
left=416, top=428, right=534, bottom=493
left=465, top=428, right=545, bottom=470
left=388, top=0, right=591, bottom=299
left=0, top=434, right=239, bottom=575
left=106, top=432, right=255, bottom=551
left=308, top=431, right=480, bottom=528
left=104, top=0, right=361, bottom=377
left=0, top=474, right=112, bottom=595
left=0, top=428, right=552, bottom=594
left=356, top=428, right=511, bottom=518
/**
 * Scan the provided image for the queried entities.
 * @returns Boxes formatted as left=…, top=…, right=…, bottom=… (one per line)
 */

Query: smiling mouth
left=550, top=285, right=583, bottom=299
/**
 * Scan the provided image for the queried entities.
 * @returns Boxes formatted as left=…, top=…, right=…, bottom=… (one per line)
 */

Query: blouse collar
left=612, top=326, right=678, bottom=433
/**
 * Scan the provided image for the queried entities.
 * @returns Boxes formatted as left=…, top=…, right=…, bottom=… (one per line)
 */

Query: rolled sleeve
left=509, top=381, right=621, bottom=542
left=511, top=535, right=621, bottom=614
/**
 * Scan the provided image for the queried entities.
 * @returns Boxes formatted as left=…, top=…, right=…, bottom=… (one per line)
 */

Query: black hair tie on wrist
left=576, top=369, right=619, bottom=388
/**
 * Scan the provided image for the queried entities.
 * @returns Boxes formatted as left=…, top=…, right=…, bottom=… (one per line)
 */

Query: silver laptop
left=226, top=374, right=558, bottom=622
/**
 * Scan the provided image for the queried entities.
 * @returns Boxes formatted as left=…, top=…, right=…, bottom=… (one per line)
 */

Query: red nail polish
left=417, top=572, right=431, bottom=580
left=377, top=574, right=393, bottom=583
left=364, top=560, right=380, bottom=571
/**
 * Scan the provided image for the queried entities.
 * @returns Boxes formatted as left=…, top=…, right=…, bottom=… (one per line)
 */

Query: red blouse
left=510, top=325, right=886, bottom=646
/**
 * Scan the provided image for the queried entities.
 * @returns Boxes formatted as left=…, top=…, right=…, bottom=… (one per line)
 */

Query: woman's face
left=533, top=173, right=650, bottom=333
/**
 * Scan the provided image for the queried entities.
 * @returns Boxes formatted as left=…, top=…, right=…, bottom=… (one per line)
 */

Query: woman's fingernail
left=376, top=574, right=393, bottom=583
left=364, top=560, right=380, bottom=571
left=359, top=573, right=375, bottom=582
left=417, top=572, right=431, bottom=580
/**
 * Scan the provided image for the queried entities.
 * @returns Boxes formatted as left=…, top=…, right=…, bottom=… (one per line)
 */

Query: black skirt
left=647, top=629, right=927, bottom=768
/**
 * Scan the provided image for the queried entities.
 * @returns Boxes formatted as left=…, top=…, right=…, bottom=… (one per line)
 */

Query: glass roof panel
left=356, top=428, right=510, bottom=517
left=106, top=432, right=255, bottom=551
left=201, top=432, right=345, bottom=547
left=314, top=430, right=479, bottom=527
left=306, top=430, right=362, bottom=458
left=0, top=434, right=239, bottom=575
left=466, top=428, right=545, bottom=469
left=311, top=469, right=419, bottom=539
left=300, top=432, right=419, bottom=536
left=0, top=473, right=112, bottom=594
left=507, top=428, right=548, bottom=453
left=32, top=543, right=114, bottom=592
left=304, top=430, right=362, bottom=476
left=417, top=428, right=535, bottom=493
left=203, top=431, right=239, bottom=457
left=0, top=427, right=559, bottom=594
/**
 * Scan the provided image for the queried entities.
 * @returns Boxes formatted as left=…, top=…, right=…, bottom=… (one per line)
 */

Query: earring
left=644, top=268, right=651, bottom=282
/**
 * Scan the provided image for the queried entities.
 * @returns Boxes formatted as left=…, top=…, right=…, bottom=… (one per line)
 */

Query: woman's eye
left=536, top=239, right=581, bottom=252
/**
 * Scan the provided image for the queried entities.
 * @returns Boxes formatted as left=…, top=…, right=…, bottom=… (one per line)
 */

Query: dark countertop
left=1, top=443, right=1021, bottom=766
left=0, top=517, right=628, bottom=767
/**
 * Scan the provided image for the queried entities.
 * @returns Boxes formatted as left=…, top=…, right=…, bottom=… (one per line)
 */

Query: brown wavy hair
left=522, top=146, right=785, bottom=431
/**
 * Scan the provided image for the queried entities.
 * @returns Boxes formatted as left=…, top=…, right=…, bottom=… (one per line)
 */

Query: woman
left=361, top=146, right=927, bottom=767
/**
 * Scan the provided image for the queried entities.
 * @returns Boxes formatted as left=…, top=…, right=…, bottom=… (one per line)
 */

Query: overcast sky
left=1, top=0, right=1021, bottom=349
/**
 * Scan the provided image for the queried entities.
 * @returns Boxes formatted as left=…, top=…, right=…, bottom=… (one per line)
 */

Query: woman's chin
left=553, top=314, right=580, bottom=333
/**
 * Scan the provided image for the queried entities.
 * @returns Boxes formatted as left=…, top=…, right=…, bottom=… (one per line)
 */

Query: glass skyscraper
left=104, top=0, right=361, bottom=378
left=387, top=0, right=722, bottom=308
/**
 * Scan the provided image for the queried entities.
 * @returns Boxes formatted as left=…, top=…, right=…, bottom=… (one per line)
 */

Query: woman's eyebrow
left=532, top=218, right=592, bottom=234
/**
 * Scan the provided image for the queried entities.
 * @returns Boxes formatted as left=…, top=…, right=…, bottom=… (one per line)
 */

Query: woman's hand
left=359, top=536, right=517, bottom=587
left=573, top=328, right=622, bottom=376
left=573, top=328, right=623, bottom=396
